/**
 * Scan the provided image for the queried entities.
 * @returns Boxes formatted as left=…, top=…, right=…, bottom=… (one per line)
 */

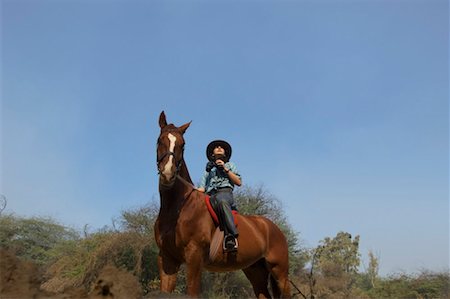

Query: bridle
left=157, top=135, right=196, bottom=196
left=156, top=135, right=185, bottom=176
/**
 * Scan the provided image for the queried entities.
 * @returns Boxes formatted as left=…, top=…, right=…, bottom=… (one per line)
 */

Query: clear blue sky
left=1, top=0, right=448, bottom=275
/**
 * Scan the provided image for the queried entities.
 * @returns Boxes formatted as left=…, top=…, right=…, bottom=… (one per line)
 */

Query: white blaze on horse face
left=162, top=133, right=177, bottom=180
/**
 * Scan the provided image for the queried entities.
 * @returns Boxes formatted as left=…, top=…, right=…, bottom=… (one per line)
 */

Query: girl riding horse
left=155, top=111, right=290, bottom=298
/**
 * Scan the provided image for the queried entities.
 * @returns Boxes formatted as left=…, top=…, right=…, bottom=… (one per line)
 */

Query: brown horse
left=155, top=111, right=291, bottom=298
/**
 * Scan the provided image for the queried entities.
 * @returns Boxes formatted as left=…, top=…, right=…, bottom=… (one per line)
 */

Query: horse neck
left=178, top=159, right=193, bottom=185
left=159, top=159, right=194, bottom=217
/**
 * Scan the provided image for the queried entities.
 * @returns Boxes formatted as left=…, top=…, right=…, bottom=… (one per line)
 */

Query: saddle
left=204, top=195, right=238, bottom=227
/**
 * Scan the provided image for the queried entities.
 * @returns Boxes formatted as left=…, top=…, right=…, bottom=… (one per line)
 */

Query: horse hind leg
left=270, top=273, right=292, bottom=299
left=267, top=264, right=291, bottom=298
left=243, top=258, right=272, bottom=299
left=269, top=275, right=280, bottom=298
left=265, top=234, right=291, bottom=298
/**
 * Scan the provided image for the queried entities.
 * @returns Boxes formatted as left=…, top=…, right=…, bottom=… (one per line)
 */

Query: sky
left=1, top=0, right=448, bottom=276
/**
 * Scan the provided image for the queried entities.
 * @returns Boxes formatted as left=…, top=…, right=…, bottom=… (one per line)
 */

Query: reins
left=289, top=279, right=307, bottom=299
left=176, top=174, right=198, bottom=200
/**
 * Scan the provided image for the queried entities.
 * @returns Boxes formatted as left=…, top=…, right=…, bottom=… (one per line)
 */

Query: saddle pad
left=205, top=195, right=238, bottom=226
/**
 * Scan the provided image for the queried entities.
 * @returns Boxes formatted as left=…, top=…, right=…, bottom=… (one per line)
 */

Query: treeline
left=0, top=186, right=448, bottom=298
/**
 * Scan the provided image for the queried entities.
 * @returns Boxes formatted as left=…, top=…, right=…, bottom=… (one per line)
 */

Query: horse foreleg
left=185, top=244, right=204, bottom=297
left=158, top=253, right=180, bottom=293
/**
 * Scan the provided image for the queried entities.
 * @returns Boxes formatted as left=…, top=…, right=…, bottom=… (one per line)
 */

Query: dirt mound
left=0, top=249, right=143, bottom=299
left=0, top=248, right=44, bottom=298
left=89, top=265, right=142, bottom=299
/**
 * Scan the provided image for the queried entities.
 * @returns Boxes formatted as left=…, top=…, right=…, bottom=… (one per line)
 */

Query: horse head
left=157, top=111, right=191, bottom=188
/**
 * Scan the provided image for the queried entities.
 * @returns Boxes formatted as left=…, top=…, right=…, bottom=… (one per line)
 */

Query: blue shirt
left=199, top=162, right=241, bottom=194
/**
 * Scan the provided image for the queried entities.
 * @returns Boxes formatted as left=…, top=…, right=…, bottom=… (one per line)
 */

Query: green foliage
left=43, top=228, right=159, bottom=293
left=365, top=271, right=450, bottom=299
left=303, top=232, right=362, bottom=298
left=201, top=272, right=254, bottom=299
left=304, top=233, right=449, bottom=299
left=0, top=213, right=79, bottom=266
left=316, top=232, right=360, bottom=276
left=358, top=251, right=380, bottom=292
left=366, top=251, right=379, bottom=288
left=2, top=192, right=448, bottom=299
left=0, top=201, right=160, bottom=295
left=117, top=200, right=161, bottom=292
left=118, top=200, right=159, bottom=235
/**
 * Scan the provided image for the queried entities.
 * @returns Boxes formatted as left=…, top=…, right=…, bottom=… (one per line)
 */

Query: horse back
left=238, top=214, right=288, bottom=249
left=206, top=213, right=288, bottom=271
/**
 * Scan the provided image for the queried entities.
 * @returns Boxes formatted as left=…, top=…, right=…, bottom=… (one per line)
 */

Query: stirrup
left=223, top=235, right=238, bottom=252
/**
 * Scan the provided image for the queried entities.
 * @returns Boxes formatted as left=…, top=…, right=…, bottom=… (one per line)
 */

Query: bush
left=42, top=206, right=159, bottom=294
left=0, top=213, right=79, bottom=266
left=366, top=271, right=450, bottom=299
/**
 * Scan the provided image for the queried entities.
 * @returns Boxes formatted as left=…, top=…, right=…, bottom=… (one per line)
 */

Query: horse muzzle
left=159, top=173, right=176, bottom=188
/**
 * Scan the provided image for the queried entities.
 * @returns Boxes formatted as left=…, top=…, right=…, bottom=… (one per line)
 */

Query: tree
left=356, top=250, right=380, bottom=295
left=367, top=251, right=379, bottom=288
left=309, top=232, right=361, bottom=298
left=118, top=200, right=159, bottom=235
left=316, top=232, right=360, bottom=275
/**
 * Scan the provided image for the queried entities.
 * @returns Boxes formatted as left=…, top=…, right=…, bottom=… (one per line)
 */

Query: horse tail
left=270, top=274, right=281, bottom=298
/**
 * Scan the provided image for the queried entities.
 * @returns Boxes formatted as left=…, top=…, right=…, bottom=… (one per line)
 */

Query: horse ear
left=179, top=121, right=191, bottom=134
left=159, top=111, right=167, bottom=128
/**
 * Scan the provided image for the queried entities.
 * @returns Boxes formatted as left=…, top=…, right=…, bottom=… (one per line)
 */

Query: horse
left=154, top=111, right=291, bottom=298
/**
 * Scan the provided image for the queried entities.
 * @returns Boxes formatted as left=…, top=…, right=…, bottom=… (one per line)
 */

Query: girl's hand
left=215, top=159, right=225, bottom=168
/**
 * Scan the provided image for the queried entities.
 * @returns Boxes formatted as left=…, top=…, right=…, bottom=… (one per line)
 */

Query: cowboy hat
left=206, top=140, right=232, bottom=162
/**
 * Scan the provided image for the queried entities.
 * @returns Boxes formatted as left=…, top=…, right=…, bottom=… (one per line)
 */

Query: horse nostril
left=165, top=174, right=175, bottom=182
left=160, top=171, right=174, bottom=182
